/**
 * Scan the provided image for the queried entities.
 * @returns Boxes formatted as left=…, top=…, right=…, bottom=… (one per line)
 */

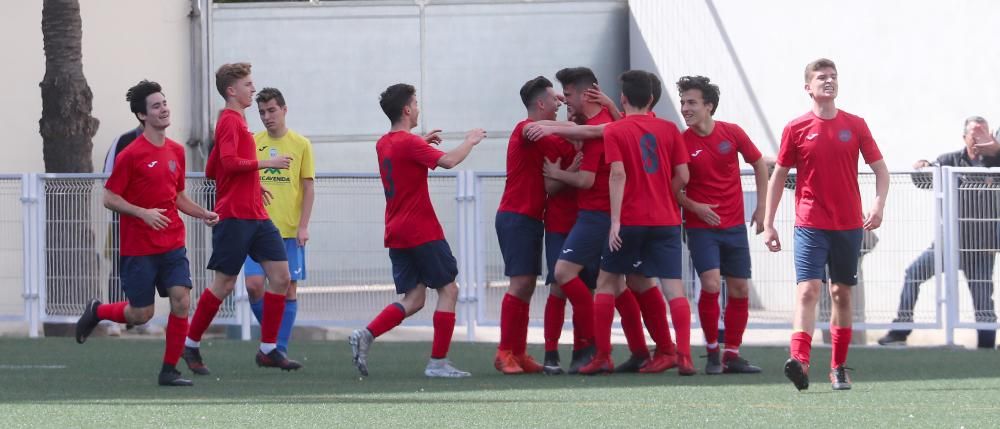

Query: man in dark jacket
left=879, top=116, right=1000, bottom=348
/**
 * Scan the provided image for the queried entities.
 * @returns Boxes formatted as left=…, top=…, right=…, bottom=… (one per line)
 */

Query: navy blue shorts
left=389, top=240, right=459, bottom=294
left=686, top=225, right=752, bottom=278
left=793, top=226, right=863, bottom=286
left=602, top=225, right=682, bottom=279
left=120, top=247, right=193, bottom=308
left=495, top=211, right=543, bottom=277
left=207, top=219, right=287, bottom=276
left=558, top=210, right=610, bottom=268
left=545, top=231, right=598, bottom=288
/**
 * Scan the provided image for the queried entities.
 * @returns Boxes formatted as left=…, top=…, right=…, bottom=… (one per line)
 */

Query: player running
left=183, top=63, right=301, bottom=375
left=76, top=80, right=219, bottom=386
left=349, top=83, right=486, bottom=378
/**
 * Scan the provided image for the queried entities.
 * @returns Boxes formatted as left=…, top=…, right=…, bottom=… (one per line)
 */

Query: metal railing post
left=21, top=173, right=40, bottom=338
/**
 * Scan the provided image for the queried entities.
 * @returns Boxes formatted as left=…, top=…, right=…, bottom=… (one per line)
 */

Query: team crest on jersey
left=269, top=148, right=279, bottom=158
left=718, top=140, right=733, bottom=154
left=168, top=160, right=176, bottom=172
left=838, top=129, right=852, bottom=142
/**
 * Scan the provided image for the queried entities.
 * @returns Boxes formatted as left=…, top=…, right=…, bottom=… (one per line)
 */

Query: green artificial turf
left=1, top=338, right=998, bottom=428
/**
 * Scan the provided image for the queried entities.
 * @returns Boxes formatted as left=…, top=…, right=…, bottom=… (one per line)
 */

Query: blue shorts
left=793, top=226, right=863, bottom=286
left=495, top=211, right=543, bottom=277
left=244, top=238, right=306, bottom=281
left=545, top=231, right=598, bottom=288
left=207, top=219, right=287, bottom=276
left=686, top=225, right=752, bottom=278
left=120, top=247, right=193, bottom=308
left=389, top=240, right=459, bottom=294
left=558, top=210, right=610, bottom=268
left=602, top=225, right=682, bottom=279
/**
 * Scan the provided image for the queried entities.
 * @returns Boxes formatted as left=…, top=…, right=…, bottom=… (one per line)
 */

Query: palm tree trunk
left=39, top=0, right=102, bottom=319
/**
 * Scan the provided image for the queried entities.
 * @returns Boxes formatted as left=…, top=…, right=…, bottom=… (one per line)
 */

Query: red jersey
left=683, top=121, right=762, bottom=229
left=577, top=107, right=615, bottom=212
left=497, top=120, right=547, bottom=221
left=541, top=137, right=579, bottom=234
left=105, top=135, right=186, bottom=256
left=376, top=130, right=447, bottom=248
left=205, top=109, right=268, bottom=220
left=776, top=110, right=883, bottom=230
left=603, top=114, right=688, bottom=226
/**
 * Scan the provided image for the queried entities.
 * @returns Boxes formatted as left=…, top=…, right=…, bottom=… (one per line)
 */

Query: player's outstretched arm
left=103, top=189, right=170, bottom=231
left=176, top=191, right=219, bottom=226
left=524, top=123, right=605, bottom=142
left=437, top=128, right=487, bottom=169
left=749, top=157, right=770, bottom=234
left=762, top=164, right=789, bottom=252
left=864, top=159, right=890, bottom=231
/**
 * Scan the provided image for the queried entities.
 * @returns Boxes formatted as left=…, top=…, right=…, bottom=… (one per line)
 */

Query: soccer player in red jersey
left=184, top=63, right=302, bottom=374
left=675, top=75, right=768, bottom=375
left=577, top=70, right=692, bottom=375
left=76, top=80, right=219, bottom=386
left=533, top=71, right=682, bottom=374
left=350, top=83, right=486, bottom=378
left=763, top=59, right=889, bottom=391
left=494, top=76, right=572, bottom=375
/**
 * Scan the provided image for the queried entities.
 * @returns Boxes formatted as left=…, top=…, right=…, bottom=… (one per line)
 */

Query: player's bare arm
left=749, top=157, right=769, bottom=234
left=583, top=84, right=622, bottom=120
left=437, top=128, right=487, bottom=169
left=607, top=161, right=626, bottom=251
left=543, top=157, right=595, bottom=189
left=762, top=164, right=790, bottom=252
left=298, top=178, right=315, bottom=246
left=864, top=159, right=890, bottom=231
left=103, top=189, right=170, bottom=231
left=524, top=123, right=605, bottom=142
left=176, top=191, right=219, bottom=226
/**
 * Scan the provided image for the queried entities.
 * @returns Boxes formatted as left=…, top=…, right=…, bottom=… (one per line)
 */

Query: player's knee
left=699, top=276, right=722, bottom=294
left=726, top=279, right=750, bottom=298
left=798, top=283, right=821, bottom=304
left=245, top=276, right=265, bottom=301
left=131, top=306, right=155, bottom=325
left=169, top=294, right=190, bottom=317
left=553, top=266, right=576, bottom=286
left=268, top=270, right=291, bottom=291
left=508, top=276, right=536, bottom=300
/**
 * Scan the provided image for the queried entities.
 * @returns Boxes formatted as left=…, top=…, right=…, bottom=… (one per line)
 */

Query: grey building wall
left=212, top=0, right=629, bottom=172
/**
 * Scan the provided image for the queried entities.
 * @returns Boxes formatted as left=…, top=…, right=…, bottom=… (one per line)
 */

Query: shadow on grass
left=0, top=338, right=998, bottom=403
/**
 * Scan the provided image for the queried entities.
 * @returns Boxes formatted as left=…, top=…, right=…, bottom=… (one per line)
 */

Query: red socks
left=616, top=289, right=649, bottom=358
left=668, top=297, right=692, bottom=357
left=431, top=311, right=456, bottom=359
left=637, top=287, right=675, bottom=355
left=187, top=289, right=223, bottom=342
left=698, top=291, right=721, bottom=349
left=790, top=331, right=813, bottom=365
left=96, top=301, right=128, bottom=323
left=592, top=293, right=615, bottom=358
left=163, top=314, right=188, bottom=366
left=724, top=297, right=749, bottom=352
left=830, top=325, right=852, bottom=368
left=561, top=277, right=594, bottom=348
left=543, top=295, right=566, bottom=352
left=367, top=303, right=406, bottom=338
left=498, top=294, right=522, bottom=352
left=513, top=296, right=531, bottom=355
left=260, top=292, right=286, bottom=344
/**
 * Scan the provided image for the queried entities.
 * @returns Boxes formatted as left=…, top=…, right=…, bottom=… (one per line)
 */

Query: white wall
left=630, top=0, right=1000, bottom=167
left=1, top=0, right=193, bottom=174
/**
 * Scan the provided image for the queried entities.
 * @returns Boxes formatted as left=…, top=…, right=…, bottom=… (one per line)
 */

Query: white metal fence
left=12, top=168, right=1000, bottom=345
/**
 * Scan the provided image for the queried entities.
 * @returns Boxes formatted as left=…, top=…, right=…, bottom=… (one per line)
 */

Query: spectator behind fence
left=879, top=116, right=1000, bottom=348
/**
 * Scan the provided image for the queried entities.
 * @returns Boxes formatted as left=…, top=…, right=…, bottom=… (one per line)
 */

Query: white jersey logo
left=147, top=161, right=158, bottom=168
left=632, top=260, right=643, bottom=268
left=562, top=248, right=574, bottom=254
left=806, top=133, right=819, bottom=140
left=691, top=149, right=704, bottom=157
